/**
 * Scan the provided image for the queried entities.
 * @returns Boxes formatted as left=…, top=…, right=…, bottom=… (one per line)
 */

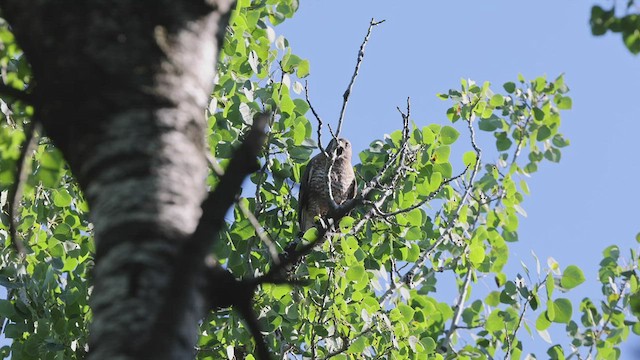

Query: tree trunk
left=2, top=0, right=235, bottom=358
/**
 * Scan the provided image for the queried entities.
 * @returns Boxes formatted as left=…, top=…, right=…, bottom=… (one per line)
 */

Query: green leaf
left=422, top=126, right=436, bottom=145
left=630, top=291, right=640, bottom=318
left=554, top=95, right=572, bottom=110
left=346, top=264, right=365, bottom=281
left=546, top=299, right=555, bottom=321
left=533, top=107, right=545, bottom=121
left=560, top=265, right=585, bottom=289
left=546, top=274, right=554, bottom=300
left=552, top=134, right=570, bottom=148
left=490, top=94, right=504, bottom=107
left=433, top=146, right=450, bottom=164
left=397, top=303, right=415, bottom=322
left=485, top=291, right=500, bottom=307
left=551, top=298, right=572, bottom=323
left=439, top=126, right=459, bottom=145
left=0, top=300, right=16, bottom=320
left=462, top=151, right=477, bottom=167
left=478, top=115, right=501, bottom=131
left=536, top=311, right=551, bottom=331
left=421, top=337, right=436, bottom=353
left=485, top=310, right=504, bottom=332
left=547, top=345, right=565, bottom=360
left=468, top=243, right=485, bottom=266
left=495, top=132, right=512, bottom=151
left=624, top=28, right=640, bottom=54
left=271, top=285, right=292, bottom=300
left=536, top=125, right=551, bottom=141
left=347, top=336, right=366, bottom=354
left=53, top=189, right=73, bottom=207
left=296, top=59, right=310, bottom=78
left=503, top=82, right=516, bottom=93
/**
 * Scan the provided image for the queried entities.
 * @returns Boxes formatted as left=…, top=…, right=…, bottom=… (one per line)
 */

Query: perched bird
left=298, top=138, right=357, bottom=233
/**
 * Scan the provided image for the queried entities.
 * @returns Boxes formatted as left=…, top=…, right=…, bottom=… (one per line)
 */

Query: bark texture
left=2, top=0, right=235, bottom=358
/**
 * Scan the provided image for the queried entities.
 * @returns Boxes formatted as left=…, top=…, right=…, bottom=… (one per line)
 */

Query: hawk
left=298, top=138, right=357, bottom=233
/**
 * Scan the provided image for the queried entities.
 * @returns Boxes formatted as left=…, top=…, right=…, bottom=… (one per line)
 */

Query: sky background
left=278, top=0, right=640, bottom=358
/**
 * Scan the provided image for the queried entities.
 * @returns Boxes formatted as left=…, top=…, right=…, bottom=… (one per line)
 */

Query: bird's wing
left=298, top=158, right=314, bottom=230
left=347, top=172, right=357, bottom=200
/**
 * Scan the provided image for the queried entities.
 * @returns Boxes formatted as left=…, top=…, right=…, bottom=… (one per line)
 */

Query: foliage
left=591, top=1, right=640, bottom=54
left=0, top=1, right=638, bottom=360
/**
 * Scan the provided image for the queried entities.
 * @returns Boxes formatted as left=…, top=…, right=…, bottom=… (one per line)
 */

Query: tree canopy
left=0, top=1, right=638, bottom=359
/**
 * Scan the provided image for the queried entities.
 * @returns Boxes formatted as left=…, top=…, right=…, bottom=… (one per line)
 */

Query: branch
left=319, top=326, right=375, bottom=360
left=510, top=95, right=538, bottom=165
left=0, top=83, right=32, bottom=103
left=335, top=18, right=385, bottom=138
left=504, top=288, right=536, bottom=360
left=8, top=120, right=41, bottom=256
left=191, top=113, right=268, bottom=257
left=237, top=200, right=280, bottom=264
left=381, top=106, right=483, bottom=303
left=374, top=168, right=467, bottom=217
left=206, top=152, right=279, bottom=264
left=310, top=266, right=335, bottom=358
left=587, top=277, right=630, bottom=358
left=445, top=264, right=474, bottom=354
left=304, top=81, right=328, bottom=156
left=148, top=113, right=268, bottom=358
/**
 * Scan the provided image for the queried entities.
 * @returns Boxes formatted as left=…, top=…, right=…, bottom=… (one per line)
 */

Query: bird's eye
left=336, top=147, right=344, bottom=156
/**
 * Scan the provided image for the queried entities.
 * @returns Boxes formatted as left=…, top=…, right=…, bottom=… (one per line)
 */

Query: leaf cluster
left=590, top=1, right=640, bottom=54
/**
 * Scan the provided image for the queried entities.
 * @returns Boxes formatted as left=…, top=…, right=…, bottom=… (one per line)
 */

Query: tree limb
left=0, top=83, right=32, bottom=103
left=335, top=18, right=385, bottom=139
left=148, top=113, right=268, bottom=358
left=8, top=120, right=41, bottom=256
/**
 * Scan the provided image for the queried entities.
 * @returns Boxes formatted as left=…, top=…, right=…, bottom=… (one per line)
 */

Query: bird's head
left=327, top=137, right=352, bottom=161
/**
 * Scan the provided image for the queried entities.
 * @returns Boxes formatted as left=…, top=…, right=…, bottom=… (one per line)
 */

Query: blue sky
left=279, top=0, right=640, bottom=357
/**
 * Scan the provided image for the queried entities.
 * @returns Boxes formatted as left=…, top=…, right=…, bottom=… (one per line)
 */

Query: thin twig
left=8, top=121, right=41, bottom=256
left=510, top=96, right=538, bottom=165
left=587, top=277, right=630, bottom=358
left=335, top=18, right=385, bottom=139
left=504, top=288, right=537, bottom=360
left=206, top=152, right=279, bottom=264
left=375, top=168, right=467, bottom=217
left=445, top=264, right=474, bottom=353
left=381, top=103, right=483, bottom=303
left=319, top=326, right=374, bottom=360
left=148, top=113, right=269, bottom=358
left=238, top=201, right=280, bottom=264
left=310, top=266, right=335, bottom=359
left=0, top=83, right=32, bottom=103
left=304, top=81, right=327, bottom=156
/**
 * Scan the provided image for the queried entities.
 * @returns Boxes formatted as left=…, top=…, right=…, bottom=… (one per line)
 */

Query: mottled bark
left=1, top=0, right=235, bottom=358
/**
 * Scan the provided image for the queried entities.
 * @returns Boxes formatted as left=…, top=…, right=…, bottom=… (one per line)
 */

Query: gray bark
left=1, top=0, right=235, bottom=358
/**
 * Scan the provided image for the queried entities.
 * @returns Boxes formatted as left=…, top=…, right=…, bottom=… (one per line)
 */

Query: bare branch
left=319, top=326, right=375, bottom=360
left=375, top=167, right=468, bottom=217
left=148, top=113, right=268, bottom=358
left=237, top=200, right=280, bottom=264
left=8, top=120, right=41, bottom=256
left=0, top=83, right=32, bottom=103
left=206, top=152, right=279, bottom=264
left=304, top=81, right=328, bottom=156
left=381, top=104, right=484, bottom=302
left=335, top=18, right=385, bottom=139
left=510, top=96, right=537, bottom=165
left=504, top=283, right=538, bottom=360
left=445, top=264, right=474, bottom=354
